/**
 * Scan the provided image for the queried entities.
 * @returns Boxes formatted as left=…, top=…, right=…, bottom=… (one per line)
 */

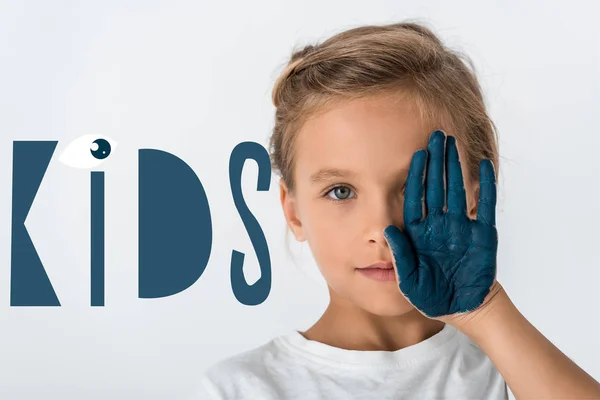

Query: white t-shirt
left=191, top=323, right=508, bottom=399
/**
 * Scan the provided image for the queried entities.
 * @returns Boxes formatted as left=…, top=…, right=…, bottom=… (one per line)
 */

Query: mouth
left=356, top=264, right=397, bottom=282
left=357, top=261, right=394, bottom=270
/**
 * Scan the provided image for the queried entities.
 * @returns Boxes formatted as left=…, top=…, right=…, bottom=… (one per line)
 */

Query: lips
left=357, top=265, right=397, bottom=282
left=359, top=261, right=394, bottom=270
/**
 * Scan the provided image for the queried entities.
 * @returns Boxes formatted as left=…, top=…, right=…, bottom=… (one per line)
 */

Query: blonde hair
left=269, top=20, right=500, bottom=244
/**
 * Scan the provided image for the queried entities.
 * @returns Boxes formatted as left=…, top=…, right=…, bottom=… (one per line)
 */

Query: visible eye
left=325, top=185, right=356, bottom=202
left=58, top=135, right=118, bottom=169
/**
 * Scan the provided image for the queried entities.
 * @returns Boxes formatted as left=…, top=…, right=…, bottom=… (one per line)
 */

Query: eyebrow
left=310, top=168, right=358, bottom=184
left=309, top=167, right=411, bottom=184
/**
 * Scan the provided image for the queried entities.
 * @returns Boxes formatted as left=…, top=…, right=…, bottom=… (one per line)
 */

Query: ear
left=280, top=178, right=306, bottom=242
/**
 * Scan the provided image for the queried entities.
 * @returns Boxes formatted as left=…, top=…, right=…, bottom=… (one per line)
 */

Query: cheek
left=305, top=211, right=356, bottom=275
left=310, top=221, right=348, bottom=259
left=308, top=207, right=357, bottom=247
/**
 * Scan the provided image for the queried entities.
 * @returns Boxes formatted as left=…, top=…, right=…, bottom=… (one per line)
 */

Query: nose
left=364, top=194, right=404, bottom=246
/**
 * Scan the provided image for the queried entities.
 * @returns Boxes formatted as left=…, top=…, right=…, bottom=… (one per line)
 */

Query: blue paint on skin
left=384, top=130, right=498, bottom=318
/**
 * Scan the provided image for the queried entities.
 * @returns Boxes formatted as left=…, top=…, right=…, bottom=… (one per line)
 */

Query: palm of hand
left=384, top=130, right=498, bottom=319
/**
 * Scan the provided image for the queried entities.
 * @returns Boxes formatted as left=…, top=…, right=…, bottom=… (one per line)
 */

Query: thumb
left=383, top=225, right=418, bottom=292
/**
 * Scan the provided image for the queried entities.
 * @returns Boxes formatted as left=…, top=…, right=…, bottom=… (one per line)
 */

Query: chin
left=359, top=297, right=416, bottom=317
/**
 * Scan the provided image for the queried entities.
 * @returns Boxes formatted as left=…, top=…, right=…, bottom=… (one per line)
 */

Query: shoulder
left=452, top=330, right=508, bottom=397
left=189, top=334, right=293, bottom=400
left=207, top=339, right=278, bottom=377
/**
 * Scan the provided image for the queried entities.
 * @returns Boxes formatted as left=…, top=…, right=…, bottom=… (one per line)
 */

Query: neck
left=301, top=290, right=445, bottom=352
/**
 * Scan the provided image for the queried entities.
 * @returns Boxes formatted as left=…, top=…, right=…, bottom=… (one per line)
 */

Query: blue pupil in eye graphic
left=90, top=139, right=111, bottom=160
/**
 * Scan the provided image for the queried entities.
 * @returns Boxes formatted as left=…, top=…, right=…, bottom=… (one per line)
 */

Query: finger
left=384, top=225, right=417, bottom=291
left=476, top=159, right=497, bottom=226
left=426, top=130, right=446, bottom=216
left=404, top=149, right=427, bottom=225
left=445, top=136, right=467, bottom=216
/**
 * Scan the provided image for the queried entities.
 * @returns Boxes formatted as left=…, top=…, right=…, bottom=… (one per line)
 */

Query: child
left=192, top=21, right=600, bottom=399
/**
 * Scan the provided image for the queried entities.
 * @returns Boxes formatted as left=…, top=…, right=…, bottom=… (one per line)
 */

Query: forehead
left=294, top=96, right=429, bottom=184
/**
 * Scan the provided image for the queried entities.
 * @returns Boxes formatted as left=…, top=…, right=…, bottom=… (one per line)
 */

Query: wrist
left=445, top=281, right=514, bottom=340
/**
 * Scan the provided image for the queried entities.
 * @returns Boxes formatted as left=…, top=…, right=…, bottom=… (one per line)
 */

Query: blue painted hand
left=383, top=130, right=499, bottom=322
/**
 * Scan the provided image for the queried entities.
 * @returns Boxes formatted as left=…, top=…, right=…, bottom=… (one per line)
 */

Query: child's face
left=280, top=95, right=475, bottom=317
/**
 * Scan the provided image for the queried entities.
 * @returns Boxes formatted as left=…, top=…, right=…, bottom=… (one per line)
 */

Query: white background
left=0, top=1, right=598, bottom=399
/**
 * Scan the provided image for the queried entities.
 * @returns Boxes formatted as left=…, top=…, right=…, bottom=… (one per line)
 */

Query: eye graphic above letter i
left=59, top=135, right=118, bottom=307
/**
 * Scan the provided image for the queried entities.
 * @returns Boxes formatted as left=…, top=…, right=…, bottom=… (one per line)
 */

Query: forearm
left=455, top=284, right=600, bottom=400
